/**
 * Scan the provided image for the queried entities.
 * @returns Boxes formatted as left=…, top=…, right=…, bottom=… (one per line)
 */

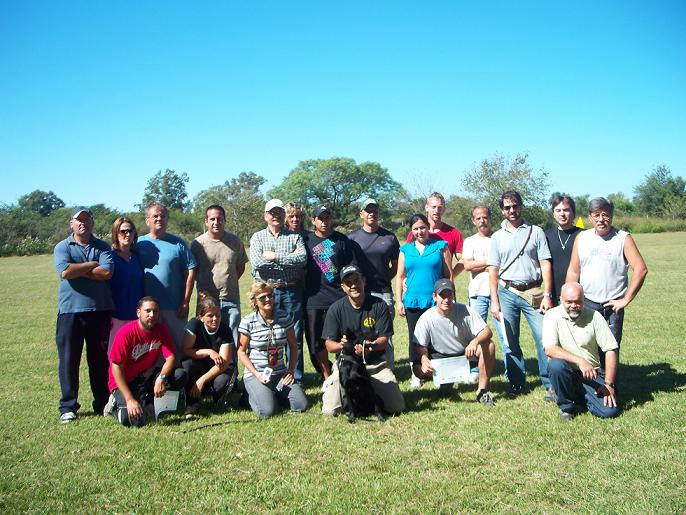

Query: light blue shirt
left=136, top=233, right=197, bottom=310
left=488, top=219, right=551, bottom=283
left=400, top=239, right=447, bottom=309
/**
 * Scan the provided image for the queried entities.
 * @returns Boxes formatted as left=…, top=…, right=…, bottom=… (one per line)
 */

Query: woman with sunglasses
left=396, top=214, right=451, bottom=388
left=108, top=217, right=143, bottom=350
left=237, top=281, right=308, bottom=419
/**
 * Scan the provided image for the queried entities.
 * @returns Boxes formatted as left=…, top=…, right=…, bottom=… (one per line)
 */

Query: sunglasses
left=256, top=293, right=274, bottom=303
left=503, top=205, right=520, bottom=211
left=119, top=228, right=134, bottom=234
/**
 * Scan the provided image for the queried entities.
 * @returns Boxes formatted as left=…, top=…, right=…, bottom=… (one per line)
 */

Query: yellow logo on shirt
left=362, top=317, right=375, bottom=328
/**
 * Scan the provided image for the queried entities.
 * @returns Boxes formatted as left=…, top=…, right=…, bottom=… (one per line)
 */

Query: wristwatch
left=543, top=293, right=552, bottom=298
left=605, top=381, right=616, bottom=388
left=159, top=374, right=170, bottom=386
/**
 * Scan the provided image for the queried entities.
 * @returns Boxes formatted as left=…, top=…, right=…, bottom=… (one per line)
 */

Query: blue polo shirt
left=54, top=235, right=114, bottom=314
left=136, top=233, right=197, bottom=311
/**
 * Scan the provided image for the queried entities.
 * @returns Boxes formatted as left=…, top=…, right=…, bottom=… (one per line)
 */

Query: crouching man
left=105, top=296, right=187, bottom=426
left=543, top=282, right=620, bottom=421
left=413, top=279, right=496, bottom=406
left=321, top=265, right=405, bottom=416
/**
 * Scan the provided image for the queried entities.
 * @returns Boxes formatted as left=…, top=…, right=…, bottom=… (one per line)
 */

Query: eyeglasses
left=256, top=293, right=274, bottom=303
left=590, top=211, right=611, bottom=221
left=119, top=228, right=134, bottom=234
left=503, top=205, right=520, bottom=211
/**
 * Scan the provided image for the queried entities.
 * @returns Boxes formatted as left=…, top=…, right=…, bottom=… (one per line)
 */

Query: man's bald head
left=560, top=282, right=584, bottom=320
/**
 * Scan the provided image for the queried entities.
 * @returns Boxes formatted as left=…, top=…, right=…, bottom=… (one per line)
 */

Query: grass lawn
left=0, top=232, right=684, bottom=513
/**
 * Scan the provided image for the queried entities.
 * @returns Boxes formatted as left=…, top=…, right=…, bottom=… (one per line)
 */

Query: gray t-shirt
left=414, top=303, right=487, bottom=356
left=488, top=219, right=551, bottom=283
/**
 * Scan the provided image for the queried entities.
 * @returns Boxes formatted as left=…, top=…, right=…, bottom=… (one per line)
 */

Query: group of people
left=53, top=189, right=647, bottom=425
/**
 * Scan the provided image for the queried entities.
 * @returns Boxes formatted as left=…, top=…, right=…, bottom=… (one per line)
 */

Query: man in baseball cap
left=412, top=278, right=497, bottom=406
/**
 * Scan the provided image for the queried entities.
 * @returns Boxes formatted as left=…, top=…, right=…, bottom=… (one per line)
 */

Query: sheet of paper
left=431, top=356, right=471, bottom=386
left=154, top=390, right=180, bottom=420
left=497, top=312, right=509, bottom=347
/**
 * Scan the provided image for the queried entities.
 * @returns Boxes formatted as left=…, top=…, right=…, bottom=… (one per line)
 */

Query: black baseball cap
left=433, top=278, right=455, bottom=295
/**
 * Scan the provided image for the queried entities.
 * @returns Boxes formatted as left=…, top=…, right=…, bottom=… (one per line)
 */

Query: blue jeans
left=273, top=287, right=304, bottom=382
left=219, top=300, right=241, bottom=367
left=497, top=286, right=550, bottom=390
left=585, top=298, right=624, bottom=368
left=548, top=359, right=620, bottom=418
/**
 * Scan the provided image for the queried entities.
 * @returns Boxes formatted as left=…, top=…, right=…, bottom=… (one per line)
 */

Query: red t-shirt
left=108, top=320, right=175, bottom=392
left=406, top=222, right=464, bottom=255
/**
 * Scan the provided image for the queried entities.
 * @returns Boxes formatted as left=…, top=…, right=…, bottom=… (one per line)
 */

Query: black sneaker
left=476, top=389, right=496, bottom=407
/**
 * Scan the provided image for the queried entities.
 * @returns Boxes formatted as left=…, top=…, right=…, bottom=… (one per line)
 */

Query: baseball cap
left=433, top=278, right=455, bottom=295
left=71, top=207, right=93, bottom=219
left=264, top=199, right=285, bottom=212
left=312, top=205, right=330, bottom=218
left=340, top=264, right=362, bottom=281
left=360, top=198, right=378, bottom=210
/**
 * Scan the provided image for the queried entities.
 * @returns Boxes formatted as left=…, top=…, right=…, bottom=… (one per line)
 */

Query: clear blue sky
left=1, top=1, right=684, bottom=212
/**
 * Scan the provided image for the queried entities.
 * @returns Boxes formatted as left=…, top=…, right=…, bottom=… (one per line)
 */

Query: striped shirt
left=249, top=228, right=307, bottom=285
left=238, top=310, right=293, bottom=377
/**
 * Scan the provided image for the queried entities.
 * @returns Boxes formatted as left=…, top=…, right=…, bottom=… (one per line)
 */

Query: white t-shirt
left=462, top=233, right=492, bottom=297
left=414, top=303, right=487, bottom=356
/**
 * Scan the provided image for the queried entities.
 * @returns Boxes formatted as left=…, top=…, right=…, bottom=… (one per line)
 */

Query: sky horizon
left=1, top=1, right=684, bottom=212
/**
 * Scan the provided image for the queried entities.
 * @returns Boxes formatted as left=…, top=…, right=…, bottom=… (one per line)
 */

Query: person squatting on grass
left=413, top=278, right=497, bottom=406
left=237, top=281, right=308, bottom=419
left=543, top=282, right=620, bottom=421
left=567, top=197, right=648, bottom=367
left=180, top=292, right=236, bottom=418
left=54, top=207, right=114, bottom=424
left=108, top=216, right=144, bottom=351
left=105, top=297, right=188, bottom=427
left=321, top=265, right=405, bottom=417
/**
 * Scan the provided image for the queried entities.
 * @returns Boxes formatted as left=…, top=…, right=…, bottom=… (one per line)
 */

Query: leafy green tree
left=18, top=190, right=65, bottom=216
left=463, top=152, right=550, bottom=227
left=140, top=169, right=190, bottom=212
left=269, top=157, right=407, bottom=228
left=633, top=165, right=685, bottom=216
left=607, top=192, right=635, bottom=216
left=192, top=172, right=266, bottom=241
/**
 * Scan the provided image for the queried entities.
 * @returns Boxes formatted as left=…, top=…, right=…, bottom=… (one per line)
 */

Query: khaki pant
left=321, top=360, right=405, bottom=416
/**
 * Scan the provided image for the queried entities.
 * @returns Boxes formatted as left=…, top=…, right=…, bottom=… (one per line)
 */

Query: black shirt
left=321, top=295, right=392, bottom=364
left=545, top=226, right=581, bottom=303
left=304, top=230, right=359, bottom=309
left=348, top=226, right=400, bottom=293
left=184, top=317, right=233, bottom=353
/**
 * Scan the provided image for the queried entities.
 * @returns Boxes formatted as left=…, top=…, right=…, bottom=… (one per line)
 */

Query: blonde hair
left=247, top=281, right=273, bottom=311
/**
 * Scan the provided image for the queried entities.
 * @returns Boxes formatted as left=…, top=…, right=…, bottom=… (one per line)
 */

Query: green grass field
left=1, top=232, right=684, bottom=513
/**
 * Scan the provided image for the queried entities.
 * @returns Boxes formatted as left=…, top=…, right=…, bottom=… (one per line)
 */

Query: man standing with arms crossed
left=348, top=198, right=400, bottom=369
left=566, top=197, right=648, bottom=365
left=544, top=194, right=581, bottom=305
left=488, top=191, right=555, bottom=400
left=249, top=199, right=307, bottom=382
left=136, top=202, right=197, bottom=357
left=53, top=207, right=114, bottom=423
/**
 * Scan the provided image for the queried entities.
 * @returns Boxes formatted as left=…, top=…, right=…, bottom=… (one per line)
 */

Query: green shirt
left=542, top=306, right=618, bottom=369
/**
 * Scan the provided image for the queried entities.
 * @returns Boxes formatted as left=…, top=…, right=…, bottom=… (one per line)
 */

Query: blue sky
left=1, top=1, right=684, bottom=212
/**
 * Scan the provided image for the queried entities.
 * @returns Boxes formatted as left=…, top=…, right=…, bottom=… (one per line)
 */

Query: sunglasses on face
left=256, top=293, right=275, bottom=303
left=119, top=228, right=134, bottom=234
left=503, top=205, right=520, bottom=211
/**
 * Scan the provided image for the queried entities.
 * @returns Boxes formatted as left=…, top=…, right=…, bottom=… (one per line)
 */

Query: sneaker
left=544, top=388, right=557, bottom=403
left=103, top=394, right=116, bottom=417
left=59, top=411, right=76, bottom=424
left=476, top=389, right=496, bottom=407
left=215, top=391, right=231, bottom=412
left=410, top=374, right=423, bottom=390
left=184, top=403, right=200, bottom=420
left=559, top=411, right=575, bottom=422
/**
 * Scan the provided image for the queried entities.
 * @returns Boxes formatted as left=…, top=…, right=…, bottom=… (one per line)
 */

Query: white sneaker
left=59, top=411, right=76, bottom=424
left=103, top=394, right=116, bottom=417
left=410, top=374, right=423, bottom=390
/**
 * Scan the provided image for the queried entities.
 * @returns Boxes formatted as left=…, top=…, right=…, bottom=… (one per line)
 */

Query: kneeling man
left=543, top=282, right=619, bottom=421
left=106, top=296, right=187, bottom=426
left=321, top=265, right=405, bottom=416
left=413, top=279, right=496, bottom=406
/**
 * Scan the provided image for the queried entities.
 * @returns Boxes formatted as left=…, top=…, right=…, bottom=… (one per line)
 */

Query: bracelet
left=543, top=293, right=552, bottom=298
left=605, top=381, right=616, bottom=388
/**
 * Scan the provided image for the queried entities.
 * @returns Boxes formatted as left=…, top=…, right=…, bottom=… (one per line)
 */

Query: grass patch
left=1, top=234, right=685, bottom=512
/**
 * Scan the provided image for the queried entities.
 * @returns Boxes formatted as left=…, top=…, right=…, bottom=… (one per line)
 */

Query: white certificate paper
left=154, top=390, right=180, bottom=420
left=431, top=356, right=471, bottom=386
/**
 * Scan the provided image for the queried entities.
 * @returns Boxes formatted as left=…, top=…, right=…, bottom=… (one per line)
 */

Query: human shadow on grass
left=617, top=361, right=686, bottom=411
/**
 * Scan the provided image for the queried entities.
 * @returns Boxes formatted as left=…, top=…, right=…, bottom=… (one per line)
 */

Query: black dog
left=337, top=332, right=386, bottom=423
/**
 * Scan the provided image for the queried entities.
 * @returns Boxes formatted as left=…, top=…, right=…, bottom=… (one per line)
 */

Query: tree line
left=1, top=154, right=684, bottom=257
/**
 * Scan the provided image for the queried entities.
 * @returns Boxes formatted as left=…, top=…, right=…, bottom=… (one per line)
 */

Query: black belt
left=501, top=279, right=541, bottom=291
left=269, top=281, right=298, bottom=289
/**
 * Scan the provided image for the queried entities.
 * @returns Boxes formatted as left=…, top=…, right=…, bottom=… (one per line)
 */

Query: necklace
left=557, top=229, right=572, bottom=251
